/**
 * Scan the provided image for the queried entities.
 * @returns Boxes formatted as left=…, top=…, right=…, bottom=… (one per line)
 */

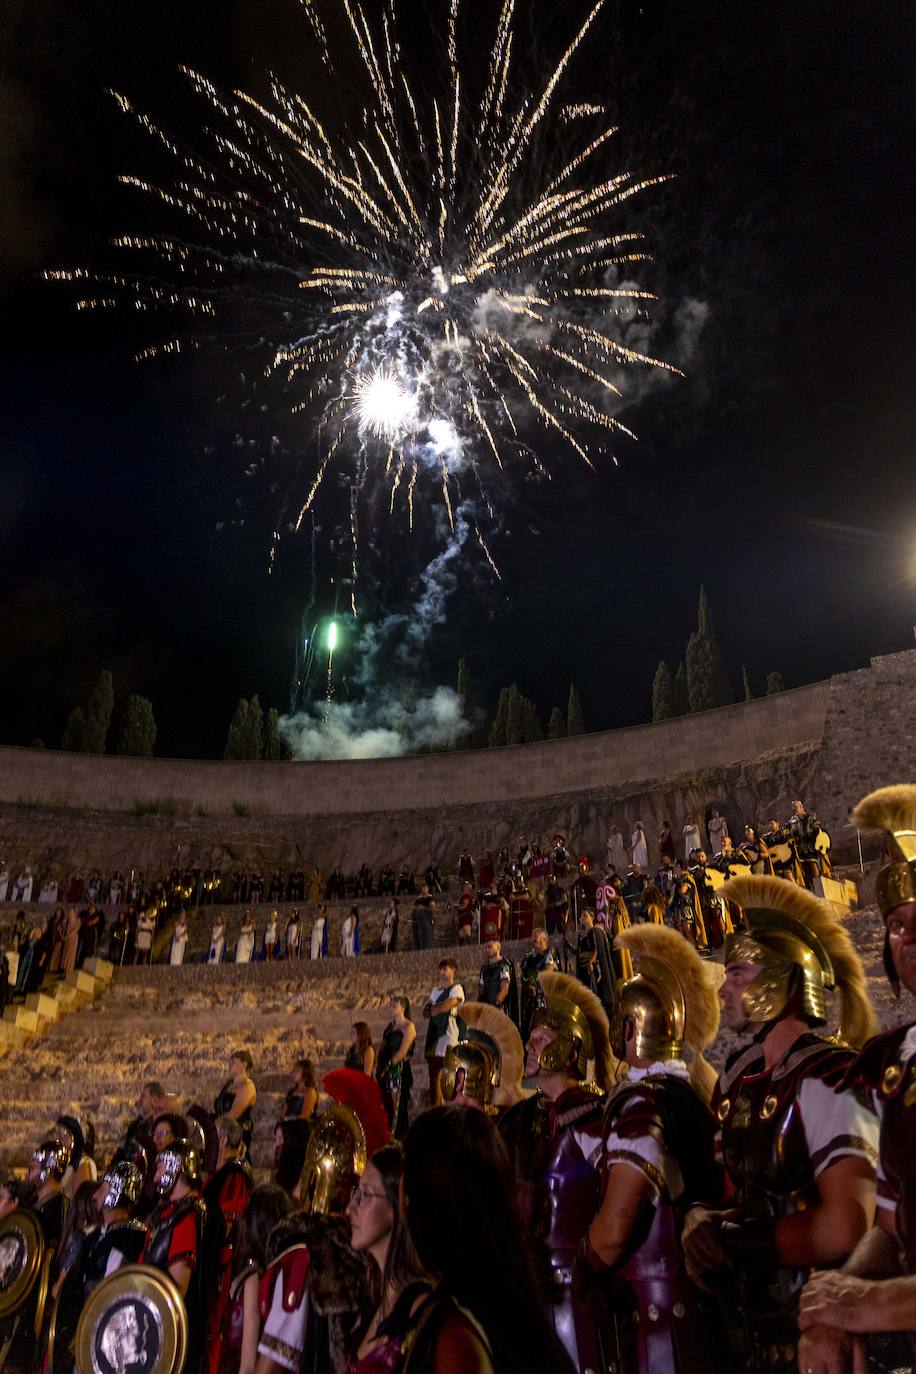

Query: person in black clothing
left=411, top=885, right=436, bottom=950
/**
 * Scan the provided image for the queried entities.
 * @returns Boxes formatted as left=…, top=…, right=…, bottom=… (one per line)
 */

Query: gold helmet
left=530, top=971, right=621, bottom=1090
left=613, top=923, right=722, bottom=1102
left=722, top=875, right=877, bottom=1049
left=851, top=785, right=916, bottom=997
left=441, top=1002, right=526, bottom=1112
left=300, top=1104, right=367, bottom=1215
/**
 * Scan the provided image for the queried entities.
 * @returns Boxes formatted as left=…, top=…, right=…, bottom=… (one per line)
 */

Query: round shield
left=0, top=1209, right=44, bottom=1320
left=75, top=1265, right=188, bottom=1374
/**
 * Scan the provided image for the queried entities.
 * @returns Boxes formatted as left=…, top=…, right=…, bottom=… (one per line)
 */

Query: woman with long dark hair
left=375, top=998, right=416, bottom=1141
left=220, top=1183, right=292, bottom=1374
left=400, top=1107, right=572, bottom=1374
left=345, top=1023, right=376, bottom=1076
left=272, top=1118, right=311, bottom=1200
left=343, top=1146, right=429, bottom=1373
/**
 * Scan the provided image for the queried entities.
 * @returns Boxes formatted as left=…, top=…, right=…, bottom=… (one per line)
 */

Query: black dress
left=375, top=1024, right=414, bottom=1141
left=214, top=1081, right=254, bottom=1160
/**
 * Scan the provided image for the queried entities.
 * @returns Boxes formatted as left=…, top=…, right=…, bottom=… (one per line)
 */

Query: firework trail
left=49, top=0, right=676, bottom=605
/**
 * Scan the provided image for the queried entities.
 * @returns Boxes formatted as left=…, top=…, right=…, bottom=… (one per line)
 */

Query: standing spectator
left=267, top=868, right=283, bottom=903
left=285, top=910, right=302, bottom=959
left=107, top=872, right=123, bottom=908
left=0, top=862, right=9, bottom=903
left=378, top=864, right=396, bottom=896
left=606, top=824, right=628, bottom=873
left=48, top=905, right=66, bottom=968
left=345, top=1022, right=376, bottom=1076
left=630, top=821, right=649, bottom=870
left=707, top=807, right=729, bottom=855
left=38, top=876, right=58, bottom=904
left=208, top=913, right=227, bottom=963
left=260, top=910, right=280, bottom=960
left=683, top=814, right=702, bottom=857
left=310, top=904, right=328, bottom=959
left=52, top=906, right=80, bottom=974
left=356, top=864, right=373, bottom=897
left=78, top=904, right=101, bottom=965
left=411, top=885, right=436, bottom=950
left=170, top=911, right=189, bottom=965
left=135, top=909, right=156, bottom=964
left=456, top=885, right=476, bottom=945
left=306, top=867, right=322, bottom=902
left=422, top=958, right=465, bottom=1107
left=341, top=906, right=360, bottom=957
left=459, top=850, right=475, bottom=885
left=12, top=866, right=33, bottom=903
left=236, top=911, right=256, bottom=963
left=380, top=897, right=399, bottom=953
left=108, top=910, right=129, bottom=965
left=478, top=850, right=495, bottom=889
left=214, top=1049, right=257, bottom=1162
left=424, top=860, right=443, bottom=893
left=657, top=819, right=676, bottom=864
left=376, top=996, right=416, bottom=1140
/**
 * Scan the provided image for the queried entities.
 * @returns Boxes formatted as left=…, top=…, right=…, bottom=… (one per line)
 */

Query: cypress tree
left=117, top=695, right=157, bottom=757
left=264, top=707, right=283, bottom=761
left=651, top=661, right=676, bottom=721
left=82, top=669, right=114, bottom=753
left=673, top=662, right=689, bottom=716
left=742, top=665, right=753, bottom=702
left=244, top=695, right=265, bottom=759
left=521, top=695, right=543, bottom=743
left=766, top=671, right=786, bottom=696
left=567, top=684, right=586, bottom=736
left=61, top=707, right=86, bottom=752
left=488, top=687, right=510, bottom=747
left=225, top=699, right=250, bottom=759
left=547, top=706, right=566, bottom=740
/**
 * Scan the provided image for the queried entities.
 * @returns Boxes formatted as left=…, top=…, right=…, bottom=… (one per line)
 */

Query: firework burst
left=50, top=0, right=678, bottom=595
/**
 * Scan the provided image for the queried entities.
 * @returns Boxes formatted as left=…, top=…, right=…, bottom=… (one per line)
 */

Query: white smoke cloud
left=280, top=685, right=469, bottom=760
left=280, top=505, right=476, bottom=759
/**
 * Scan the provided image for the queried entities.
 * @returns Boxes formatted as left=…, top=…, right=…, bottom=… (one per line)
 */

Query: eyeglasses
left=350, top=1184, right=388, bottom=1206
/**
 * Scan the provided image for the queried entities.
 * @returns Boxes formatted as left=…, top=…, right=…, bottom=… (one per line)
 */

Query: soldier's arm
left=169, top=1258, right=192, bottom=1297
left=585, top=1162, right=654, bottom=1268
left=776, top=1155, right=875, bottom=1268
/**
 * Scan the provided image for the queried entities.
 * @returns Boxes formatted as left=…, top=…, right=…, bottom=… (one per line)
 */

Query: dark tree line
left=61, top=670, right=157, bottom=757
left=651, top=587, right=785, bottom=722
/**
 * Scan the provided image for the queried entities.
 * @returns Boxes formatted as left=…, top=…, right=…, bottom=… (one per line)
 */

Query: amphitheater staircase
left=0, top=940, right=526, bottom=1175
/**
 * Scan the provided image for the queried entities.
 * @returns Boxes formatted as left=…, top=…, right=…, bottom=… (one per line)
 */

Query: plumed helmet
left=721, top=875, right=877, bottom=1049
left=55, top=1115, right=85, bottom=1167
left=155, top=1139, right=201, bottom=1196
left=851, top=785, right=916, bottom=998
left=530, top=971, right=620, bottom=1090
left=299, top=1105, right=367, bottom=1216
left=31, top=1138, right=70, bottom=1185
left=612, top=923, right=722, bottom=1102
left=100, top=1161, right=144, bottom=1211
left=441, top=1003, right=526, bottom=1112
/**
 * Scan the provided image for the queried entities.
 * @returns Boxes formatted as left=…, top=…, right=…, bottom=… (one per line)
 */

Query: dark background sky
left=1, top=0, right=913, bottom=757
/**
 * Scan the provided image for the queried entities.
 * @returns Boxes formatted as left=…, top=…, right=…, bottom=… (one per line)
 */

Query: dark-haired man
left=422, top=958, right=464, bottom=1106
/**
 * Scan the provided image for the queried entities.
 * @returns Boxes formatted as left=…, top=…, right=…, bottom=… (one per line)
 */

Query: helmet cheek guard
left=536, top=1029, right=579, bottom=1076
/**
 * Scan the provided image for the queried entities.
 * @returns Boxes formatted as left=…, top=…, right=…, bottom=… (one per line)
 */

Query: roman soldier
left=798, top=785, right=916, bottom=1371
left=519, top=928, right=558, bottom=1040
left=255, top=1084, right=374, bottom=1374
left=478, top=939, right=518, bottom=1018
left=683, top=876, right=879, bottom=1373
left=580, top=923, right=724, bottom=1374
left=440, top=1001, right=527, bottom=1114
left=203, top=1115, right=253, bottom=1374
left=787, top=799, right=829, bottom=888
left=668, top=870, right=709, bottom=952
left=499, top=970, right=622, bottom=1373
left=141, top=1139, right=212, bottom=1374
left=83, top=1162, right=147, bottom=1294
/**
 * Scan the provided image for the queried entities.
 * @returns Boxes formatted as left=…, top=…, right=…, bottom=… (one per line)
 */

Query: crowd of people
left=0, top=782, right=912, bottom=1374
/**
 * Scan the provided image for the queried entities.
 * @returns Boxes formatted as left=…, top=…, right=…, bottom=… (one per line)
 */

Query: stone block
left=83, top=958, right=114, bottom=983
left=3, top=1006, right=40, bottom=1033
left=65, top=970, right=99, bottom=996
left=24, top=993, right=60, bottom=1022
left=0, top=1021, right=22, bottom=1050
left=53, top=981, right=80, bottom=1009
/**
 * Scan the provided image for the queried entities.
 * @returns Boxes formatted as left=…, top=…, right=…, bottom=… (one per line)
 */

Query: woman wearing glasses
left=344, top=1147, right=429, bottom=1373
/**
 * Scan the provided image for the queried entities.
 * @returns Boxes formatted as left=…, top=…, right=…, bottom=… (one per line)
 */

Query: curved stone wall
left=0, top=680, right=831, bottom=816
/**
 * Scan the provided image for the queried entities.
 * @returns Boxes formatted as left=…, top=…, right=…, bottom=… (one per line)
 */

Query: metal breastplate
left=145, top=1196, right=202, bottom=1272
left=542, top=1098, right=603, bottom=1260
left=721, top=1073, right=815, bottom=1217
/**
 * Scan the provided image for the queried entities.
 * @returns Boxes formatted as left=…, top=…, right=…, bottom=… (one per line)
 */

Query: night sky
left=1, top=0, right=913, bottom=758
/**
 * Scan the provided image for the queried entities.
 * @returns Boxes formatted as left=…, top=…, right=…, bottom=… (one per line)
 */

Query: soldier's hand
left=682, top=1206, right=730, bottom=1291
left=797, top=1323, right=859, bottom=1374
left=798, top=1272, right=876, bottom=1333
